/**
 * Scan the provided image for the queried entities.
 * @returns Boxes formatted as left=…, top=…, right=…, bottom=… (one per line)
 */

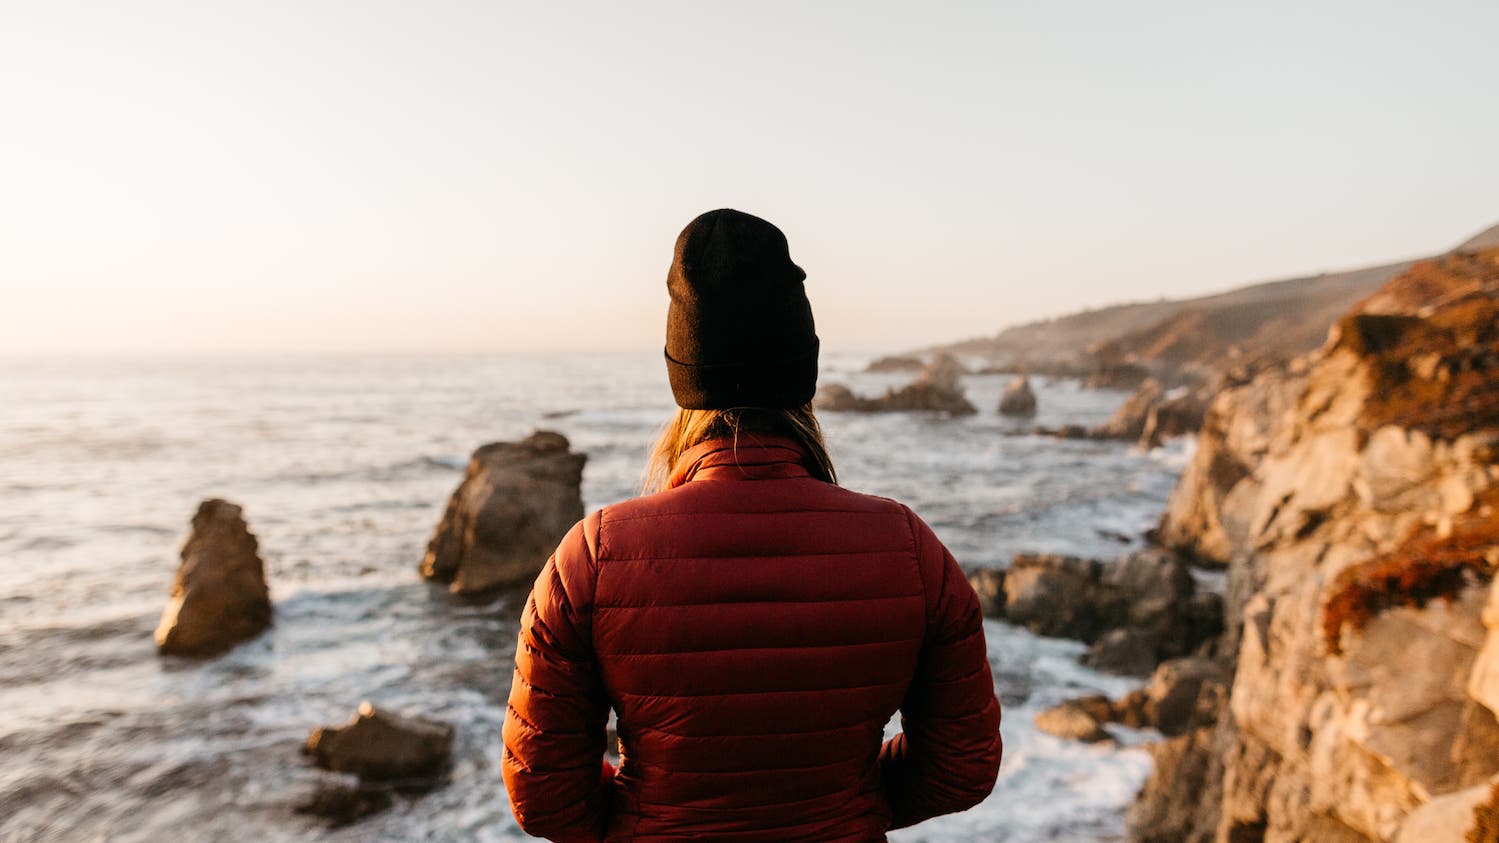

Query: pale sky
left=2, top=1, right=1497, bottom=354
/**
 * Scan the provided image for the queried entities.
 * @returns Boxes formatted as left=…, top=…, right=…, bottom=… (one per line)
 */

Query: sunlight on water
left=0, top=352, right=1182, bottom=842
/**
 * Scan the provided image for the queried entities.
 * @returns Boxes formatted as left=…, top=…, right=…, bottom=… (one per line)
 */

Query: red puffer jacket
left=502, top=436, right=1003, bottom=842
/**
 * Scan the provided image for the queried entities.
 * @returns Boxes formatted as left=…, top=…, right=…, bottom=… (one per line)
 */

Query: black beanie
left=665, top=209, right=819, bottom=410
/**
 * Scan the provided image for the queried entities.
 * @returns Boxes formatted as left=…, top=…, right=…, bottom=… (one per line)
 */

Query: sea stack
left=154, top=499, right=272, bottom=658
left=419, top=431, right=585, bottom=594
left=998, top=375, right=1038, bottom=417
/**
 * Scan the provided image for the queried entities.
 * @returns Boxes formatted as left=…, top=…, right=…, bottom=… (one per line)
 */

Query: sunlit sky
left=2, top=1, right=1497, bottom=354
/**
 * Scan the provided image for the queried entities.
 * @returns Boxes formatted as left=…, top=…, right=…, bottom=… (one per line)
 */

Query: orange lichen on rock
left=1334, top=248, right=1499, bottom=440
left=1469, top=781, right=1499, bottom=843
left=1322, top=512, right=1499, bottom=655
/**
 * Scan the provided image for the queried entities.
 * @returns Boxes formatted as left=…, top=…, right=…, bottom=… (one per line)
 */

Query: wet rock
left=1035, top=701, right=1111, bottom=743
left=419, top=431, right=585, bottom=594
left=154, top=499, right=272, bottom=658
left=967, top=568, right=1006, bottom=618
left=1002, top=555, right=1124, bottom=643
left=305, top=702, right=454, bottom=781
left=295, top=780, right=394, bottom=828
left=1084, top=628, right=1161, bottom=676
left=815, top=356, right=977, bottom=416
left=1005, top=550, right=1221, bottom=674
left=998, top=376, right=1038, bottom=417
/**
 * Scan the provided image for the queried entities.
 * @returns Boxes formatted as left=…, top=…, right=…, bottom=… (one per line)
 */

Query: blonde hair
left=643, top=404, right=836, bottom=493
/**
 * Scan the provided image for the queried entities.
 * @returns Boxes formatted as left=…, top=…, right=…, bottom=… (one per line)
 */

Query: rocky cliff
left=1134, top=245, right=1499, bottom=841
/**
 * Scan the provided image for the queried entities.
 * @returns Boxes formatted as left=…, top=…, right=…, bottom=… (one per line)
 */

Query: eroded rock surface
left=419, top=431, right=585, bottom=594
left=1130, top=246, right=1499, bottom=842
left=154, top=499, right=271, bottom=658
left=305, top=702, right=454, bottom=781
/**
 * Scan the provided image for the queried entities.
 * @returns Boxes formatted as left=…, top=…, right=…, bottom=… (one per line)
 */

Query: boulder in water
left=154, top=499, right=271, bottom=658
left=815, top=356, right=977, bottom=416
left=998, top=376, right=1038, bottom=417
left=305, top=702, right=454, bottom=781
left=420, top=431, right=585, bottom=594
left=1034, top=700, right=1111, bottom=743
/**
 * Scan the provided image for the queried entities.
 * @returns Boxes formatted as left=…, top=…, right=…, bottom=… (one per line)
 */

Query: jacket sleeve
left=502, top=511, right=614, bottom=842
left=879, top=509, right=1003, bottom=829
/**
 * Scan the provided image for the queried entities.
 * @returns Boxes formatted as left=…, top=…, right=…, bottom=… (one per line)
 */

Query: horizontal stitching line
left=596, top=593, right=923, bottom=610
left=599, top=638, right=919, bottom=657
left=616, top=680, right=904, bottom=699
left=600, top=508, right=896, bottom=524
left=626, top=754, right=865, bottom=777
left=599, top=549, right=913, bottom=564
left=625, top=720, right=875, bottom=740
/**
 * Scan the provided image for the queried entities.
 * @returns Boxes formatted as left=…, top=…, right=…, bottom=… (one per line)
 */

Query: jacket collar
left=668, top=434, right=814, bottom=488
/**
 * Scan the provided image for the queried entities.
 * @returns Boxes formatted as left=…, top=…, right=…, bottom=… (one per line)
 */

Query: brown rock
left=1093, top=378, right=1165, bottom=441
left=1139, top=390, right=1209, bottom=449
left=305, top=702, right=454, bottom=781
left=419, top=431, right=585, bottom=594
left=154, top=499, right=271, bottom=658
left=1143, top=658, right=1228, bottom=737
left=1002, top=554, right=1125, bottom=643
left=865, top=354, right=925, bottom=373
left=1127, top=726, right=1219, bottom=843
left=998, top=376, right=1039, bottom=417
left=967, top=568, right=1006, bottom=618
left=1035, top=701, right=1111, bottom=743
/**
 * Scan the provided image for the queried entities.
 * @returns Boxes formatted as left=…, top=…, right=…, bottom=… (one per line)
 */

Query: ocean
left=0, top=351, right=1189, bottom=842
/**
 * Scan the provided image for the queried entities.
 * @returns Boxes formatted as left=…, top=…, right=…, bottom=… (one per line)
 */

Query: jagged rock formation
left=1129, top=246, right=1499, bottom=842
left=980, top=551, right=1221, bottom=676
left=815, top=354, right=977, bottom=416
left=998, top=376, right=1038, bottom=417
left=305, top=702, right=454, bottom=781
left=419, top=431, right=585, bottom=594
left=1035, top=377, right=1209, bottom=447
left=154, top=499, right=271, bottom=658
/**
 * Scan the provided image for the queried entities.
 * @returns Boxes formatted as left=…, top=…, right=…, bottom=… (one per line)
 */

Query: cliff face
left=1139, top=246, right=1499, bottom=842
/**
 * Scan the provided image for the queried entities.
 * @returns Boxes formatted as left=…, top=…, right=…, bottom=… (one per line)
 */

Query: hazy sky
left=3, top=1, right=1497, bottom=354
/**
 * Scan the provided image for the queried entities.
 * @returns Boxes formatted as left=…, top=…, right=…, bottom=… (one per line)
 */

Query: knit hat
left=664, top=209, right=819, bottom=409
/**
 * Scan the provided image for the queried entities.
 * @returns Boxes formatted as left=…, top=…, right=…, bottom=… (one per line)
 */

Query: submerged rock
left=419, top=431, right=585, bottom=594
left=998, top=376, right=1038, bottom=417
left=305, top=702, right=454, bottom=781
left=154, top=499, right=271, bottom=658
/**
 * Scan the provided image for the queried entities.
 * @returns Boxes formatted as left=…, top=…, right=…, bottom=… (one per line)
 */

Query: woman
left=502, top=209, right=1003, bottom=842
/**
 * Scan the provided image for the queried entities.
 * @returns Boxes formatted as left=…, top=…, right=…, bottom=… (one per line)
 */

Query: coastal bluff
left=1128, top=245, right=1499, bottom=842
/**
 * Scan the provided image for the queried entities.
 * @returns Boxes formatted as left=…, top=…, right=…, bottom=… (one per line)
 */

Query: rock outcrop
left=305, top=702, right=454, bottom=781
left=998, top=376, right=1038, bottom=417
left=154, top=499, right=272, bottom=658
left=1130, top=247, right=1499, bottom=842
left=992, top=551, right=1222, bottom=675
left=865, top=354, right=925, bottom=373
left=419, top=431, right=585, bottom=594
left=815, top=354, right=977, bottom=416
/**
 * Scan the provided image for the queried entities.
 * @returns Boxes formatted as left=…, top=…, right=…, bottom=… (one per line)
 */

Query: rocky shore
left=1041, top=244, right=1499, bottom=842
